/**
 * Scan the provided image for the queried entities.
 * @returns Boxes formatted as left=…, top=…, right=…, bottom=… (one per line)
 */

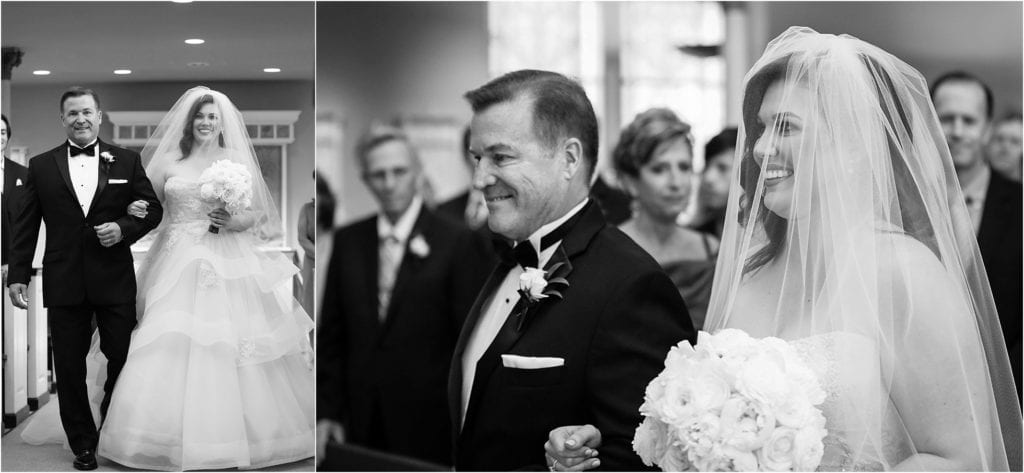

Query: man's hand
left=127, top=200, right=149, bottom=218
left=8, top=283, right=29, bottom=309
left=316, top=419, right=346, bottom=466
left=94, top=222, right=123, bottom=247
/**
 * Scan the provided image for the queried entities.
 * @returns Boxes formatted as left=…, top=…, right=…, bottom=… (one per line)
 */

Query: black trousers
left=48, top=303, right=135, bottom=454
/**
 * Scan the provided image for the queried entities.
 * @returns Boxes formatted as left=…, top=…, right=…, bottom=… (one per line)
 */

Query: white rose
left=688, top=363, right=731, bottom=412
left=735, top=352, right=790, bottom=406
left=518, top=267, right=548, bottom=300
left=659, top=375, right=700, bottom=425
left=757, top=426, right=797, bottom=471
left=675, top=412, right=722, bottom=458
left=792, top=423, right=826, bottom=471
left=409, top=234, right=430, bottom=257
left=719, top=397, right=775, bottom=451
left=632, top=417, right=669, bottom=467
left=658, top=442, right=691, bottom=472
left=721, top=445, right=760, bottom=471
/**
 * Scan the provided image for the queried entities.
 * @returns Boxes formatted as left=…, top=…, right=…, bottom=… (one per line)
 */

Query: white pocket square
left=501, top=354, right=564, bottom=369
left=15, top=179, right=22, bottom=186
left=108, top=179, right=128, bottom=184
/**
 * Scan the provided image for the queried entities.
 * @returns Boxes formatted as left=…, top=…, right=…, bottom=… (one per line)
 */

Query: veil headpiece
left=142, top=86, right=282, bottom=242
left=704, top=26, right=1020, bottom=470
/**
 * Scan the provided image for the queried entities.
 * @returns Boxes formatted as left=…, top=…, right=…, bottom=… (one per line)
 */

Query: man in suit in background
left=2, top=114, right=28, bottom=287
left=931, top=71, right=1023, bottom=401
left=7, top=87, right=163, bottom=470
left=317, top=125, right=491, bottom=467
left=450, top=70, right=695, bottom=470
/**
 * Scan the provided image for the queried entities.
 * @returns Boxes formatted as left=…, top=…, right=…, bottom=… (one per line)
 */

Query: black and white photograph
left=1, top=1, right=316, bottom=471
left=313, top=1, right=1022, bottom=472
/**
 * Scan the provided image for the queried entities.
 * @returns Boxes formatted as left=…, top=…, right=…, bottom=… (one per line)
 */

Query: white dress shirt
left=68, top=139, right=99, bottom=216
left=460, top=198, right=589, bottom=425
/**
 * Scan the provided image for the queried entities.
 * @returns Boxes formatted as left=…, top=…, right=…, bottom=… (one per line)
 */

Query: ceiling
left=1, top=1, right=315, bottom=83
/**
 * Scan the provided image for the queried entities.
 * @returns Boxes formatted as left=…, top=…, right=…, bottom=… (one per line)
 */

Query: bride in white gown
left=21, top=86, right=315, bottom=470
left=544, top=27, right=1021, bottom=471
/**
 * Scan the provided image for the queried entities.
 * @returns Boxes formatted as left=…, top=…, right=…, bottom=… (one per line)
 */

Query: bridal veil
left=703, top=27, right=1021, bottom=470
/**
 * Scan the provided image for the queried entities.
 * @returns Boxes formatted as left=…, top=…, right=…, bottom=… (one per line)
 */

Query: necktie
left=378, top=234, right=402, bottom=323
left=70, top=143, right=96, bottom=157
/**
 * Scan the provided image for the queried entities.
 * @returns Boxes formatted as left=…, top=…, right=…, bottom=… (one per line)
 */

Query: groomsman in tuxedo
left=2, top=114, right=28, bottom=286
left=317, top=125, right=491, bottom=466
left=449, top=70, right=695, bottom=470
left=7, top=87, right=163, bottom=470
left=931, top=71, right=1023, bottom=401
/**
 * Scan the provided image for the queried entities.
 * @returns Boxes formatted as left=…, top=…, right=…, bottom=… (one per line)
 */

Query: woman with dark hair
left=546, top=27, right=1020, bottom=471
left=613, top=108, right=717, bottom=329
left=691, top=127, right=738, bottom=238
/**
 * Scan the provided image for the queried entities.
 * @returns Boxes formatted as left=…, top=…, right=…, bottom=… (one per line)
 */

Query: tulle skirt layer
left=97, top=227, right=315, bottom=470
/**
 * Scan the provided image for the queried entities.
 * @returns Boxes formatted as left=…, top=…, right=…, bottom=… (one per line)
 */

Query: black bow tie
left=493, top=203, right=588, bottom=269
left=70, top=143, right=96, bottom=157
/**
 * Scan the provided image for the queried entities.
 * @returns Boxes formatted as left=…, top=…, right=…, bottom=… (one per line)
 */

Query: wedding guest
left=613, top=108, right=718, bottom=330
left=589, top=174, right=632, bottom=226
left=298, top=173, right=316, bottom=316
left=987, top=111, right=1022, bottom=182
left=691, top=127, right=738, bottom=238
left=317, top=125, right=490, bottom=467
left=452, top=69, right=694, bottom=470
left=931, top=70, right=1022, bottom=401
left=2, top=114, right=28, bottom=287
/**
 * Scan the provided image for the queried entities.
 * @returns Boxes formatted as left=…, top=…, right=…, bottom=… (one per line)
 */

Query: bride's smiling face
left=192, top=102, right=222, bottom=145
left=752, top=79, right=815, bottom=220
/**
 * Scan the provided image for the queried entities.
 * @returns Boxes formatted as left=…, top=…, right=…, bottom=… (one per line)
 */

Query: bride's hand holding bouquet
left=198, top=159, right=254, bottom=233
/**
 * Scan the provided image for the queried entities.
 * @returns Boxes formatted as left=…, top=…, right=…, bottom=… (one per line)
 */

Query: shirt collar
left=522, top=198, right=589, bottom=256
left=378, top=195, right=424, bottom=242
left=961, top=164, right=991, bottom=203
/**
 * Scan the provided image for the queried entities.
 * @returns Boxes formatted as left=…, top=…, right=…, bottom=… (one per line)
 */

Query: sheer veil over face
left=704, top=27, right=1021, bottom=470
left=142, top=86, right=282, bottom=243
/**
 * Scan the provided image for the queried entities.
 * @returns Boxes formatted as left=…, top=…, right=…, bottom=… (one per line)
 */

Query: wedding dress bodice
left=161, top=176, right=223, bottom=249
left=790, top=332, right=912, bottom=471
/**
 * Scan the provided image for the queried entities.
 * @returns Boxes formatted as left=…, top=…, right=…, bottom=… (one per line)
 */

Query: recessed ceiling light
left=263, top=67, right=281, bottom=73
left=184, top=38, right=205, bottom=45
left=32, top=70, right=50, bottom=75
left=187, top=62, right=209, bottom=68
left=172, top=0, right=193, bottom=3
left=114, top=69, right=132, bottom=75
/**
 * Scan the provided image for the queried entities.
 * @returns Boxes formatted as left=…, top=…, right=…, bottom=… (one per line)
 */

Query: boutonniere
left=100, top=151, right=116, bottom=170
left=409, top=233, right=430, bottom=258
left=514, top=260, right=571, bottom=332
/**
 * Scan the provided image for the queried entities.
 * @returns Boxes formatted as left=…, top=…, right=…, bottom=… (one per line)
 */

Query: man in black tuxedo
left=931, top=71, right=1023, bottom=402
left=7, top=87, right=163, bottom=470
left=317, top=125, right=491, bottom=467
left=2, top=114, right=28, bottom=286
left=450, top=70, right=695, bottom=470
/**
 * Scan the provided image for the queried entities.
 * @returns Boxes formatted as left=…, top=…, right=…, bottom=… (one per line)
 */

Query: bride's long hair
left=141, top=86, right=282, bottom=243
left=705, top=26, right=1021, bottom=470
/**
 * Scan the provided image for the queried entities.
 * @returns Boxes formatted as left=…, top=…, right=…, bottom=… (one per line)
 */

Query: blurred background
left=317, top=0, right=1022, bottom=226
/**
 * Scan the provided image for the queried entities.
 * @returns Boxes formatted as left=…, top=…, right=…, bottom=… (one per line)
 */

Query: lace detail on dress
left=162, top=177, right=216, bottom=252
left=198, top=260, right=219, bottom=289
left=791, top=333, right=886, bottom=471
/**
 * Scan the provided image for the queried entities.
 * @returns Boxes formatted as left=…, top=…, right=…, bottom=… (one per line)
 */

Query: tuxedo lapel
left=51, top=144, right=77, bottom=204
left=457, top=201, right=605, bottom=436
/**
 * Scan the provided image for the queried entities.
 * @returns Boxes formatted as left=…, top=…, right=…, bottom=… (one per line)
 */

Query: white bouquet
left=633, top=329, right=827, bottom=471
left=198, top=159, right=253, bottom=234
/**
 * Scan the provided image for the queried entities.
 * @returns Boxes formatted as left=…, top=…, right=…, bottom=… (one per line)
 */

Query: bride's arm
left=884, top=240, right=992, bottom=471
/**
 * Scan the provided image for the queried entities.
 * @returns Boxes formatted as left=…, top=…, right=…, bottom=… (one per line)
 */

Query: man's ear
left=561, top=137, right=584, bottom=180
